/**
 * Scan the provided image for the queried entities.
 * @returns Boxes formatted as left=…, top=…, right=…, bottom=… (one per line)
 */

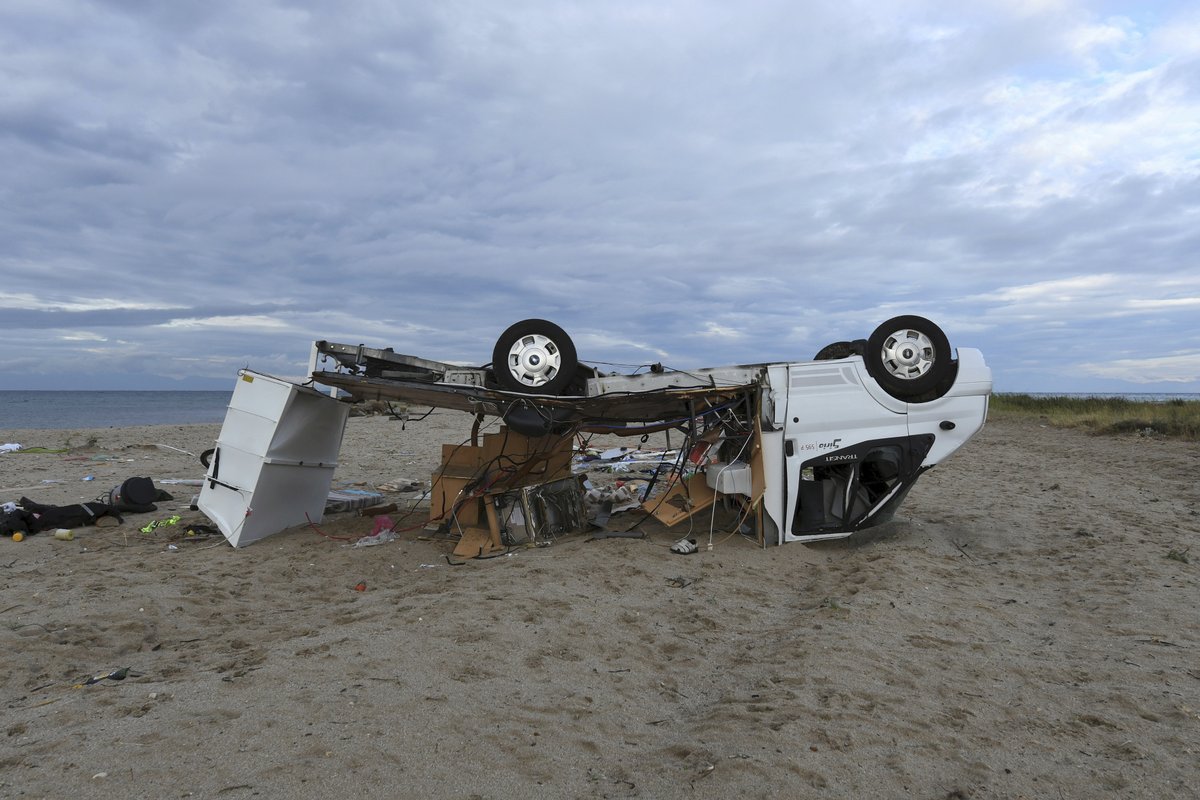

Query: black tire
left=502, top=404, right=576, bottom=438
left=864, top=316, right=955, bottom=401
left=492, top=319, right=579, bottom=395
left=814, top=340, right=864, bottom=361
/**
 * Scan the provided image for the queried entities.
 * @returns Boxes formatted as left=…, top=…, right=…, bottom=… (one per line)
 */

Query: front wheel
left=492, top=319, right=579, bottom=395
left=864, top=315, right=955, bottom=401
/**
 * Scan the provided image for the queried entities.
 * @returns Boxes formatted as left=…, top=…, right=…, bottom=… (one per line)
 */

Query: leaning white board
left=198, top=370, right=350, bottom=547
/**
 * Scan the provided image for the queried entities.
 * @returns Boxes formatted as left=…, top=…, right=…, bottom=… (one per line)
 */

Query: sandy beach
left=2, top=411, right=1198, bottom=799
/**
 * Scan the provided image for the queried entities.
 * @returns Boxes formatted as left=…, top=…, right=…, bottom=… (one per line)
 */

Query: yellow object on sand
left=11, top=532, right=24, bottom=542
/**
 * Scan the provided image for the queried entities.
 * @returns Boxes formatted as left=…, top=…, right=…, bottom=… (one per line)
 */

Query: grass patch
left=1166, top=548, right=1190, bottom=564
left=61, top=433, right=100, bottom=451
left=990, top=395, right=1200, bottom=440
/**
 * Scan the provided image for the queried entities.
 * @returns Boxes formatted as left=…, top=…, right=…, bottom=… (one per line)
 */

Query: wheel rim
left=878, top=327, right=936, bottom=381
left=505, top=333, right=562, bottom=388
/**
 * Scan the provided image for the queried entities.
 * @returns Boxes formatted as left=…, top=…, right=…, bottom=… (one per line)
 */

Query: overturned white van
left=292, top=315, right=992, bottom=547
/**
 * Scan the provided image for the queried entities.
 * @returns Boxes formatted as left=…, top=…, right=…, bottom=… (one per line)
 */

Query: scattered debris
left=76, top=667, right=140, bottom=687
left=671, top=538, right=699, bottom=555
left=375, top=477, right=427, bottom=494
left=353, top=530, right=396, bottom=548
left=140, top=515, right=182, bottom=534
left=326, top=489, right=385, bottom=514
left=583, top=483, right=646, bottom=517
left=153, top=443, right=196, bottom=457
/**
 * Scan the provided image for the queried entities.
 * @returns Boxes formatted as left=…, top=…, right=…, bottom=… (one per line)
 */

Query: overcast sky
left=2, top=0, right=1197, bottom=393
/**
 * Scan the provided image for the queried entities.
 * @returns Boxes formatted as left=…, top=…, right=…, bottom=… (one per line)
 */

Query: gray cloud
left=1, top=0, right=1197, bottom=392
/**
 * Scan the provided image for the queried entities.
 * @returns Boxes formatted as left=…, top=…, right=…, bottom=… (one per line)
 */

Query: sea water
left=1, top=389, right=1194, bottom=431
left=0, top=391, right=233, bottom=430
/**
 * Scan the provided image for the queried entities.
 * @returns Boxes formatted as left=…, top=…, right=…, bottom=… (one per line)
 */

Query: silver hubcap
left=506, top=333, right=561, bottom=388
left=879, top=327, right=935, bottom=380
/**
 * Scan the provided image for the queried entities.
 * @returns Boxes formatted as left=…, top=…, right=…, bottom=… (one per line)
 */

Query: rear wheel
left=865, top=316, right=955, bottom=401
left=814, top=340, right=864, bottom=360
left=492, top=319, right=578, bottom=395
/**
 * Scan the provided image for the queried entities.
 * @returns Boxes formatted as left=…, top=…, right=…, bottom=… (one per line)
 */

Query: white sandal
left=670, top=537, right=698, bottom=554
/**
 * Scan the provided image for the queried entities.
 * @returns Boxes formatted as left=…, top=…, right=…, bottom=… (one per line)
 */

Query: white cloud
left=1080, top=352, right=1200, bottom=384
left=698, top=322, right=746, bottom=340
left=984, top=275, right=1122, bottom=304
left=0, top=291, right=186, bottom=313
left=1150, top=14, right=1200, bottom=57
left=1066, top=17, right=1137, bottom=67
left=1126, top=297, right=1200, bottom=310
left=156, top=315, right=291, bottom=331
left=0, top=292, right=42, bottom=310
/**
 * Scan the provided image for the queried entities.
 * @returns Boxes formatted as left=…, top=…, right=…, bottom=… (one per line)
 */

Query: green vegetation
left=990, top=394, right=1200, bottom=440
left=1166, top=548, right=1190, bottom=564
left=61, top=432, right=100, bottom=451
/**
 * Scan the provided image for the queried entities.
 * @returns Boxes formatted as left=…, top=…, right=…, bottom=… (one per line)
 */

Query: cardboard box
left=643, top=473, right=716, bottom=527
left=430, top=427, right=574, bottom=530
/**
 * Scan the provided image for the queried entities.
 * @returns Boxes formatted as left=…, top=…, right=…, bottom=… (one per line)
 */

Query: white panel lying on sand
left=199, top=370, right=350, bottom=547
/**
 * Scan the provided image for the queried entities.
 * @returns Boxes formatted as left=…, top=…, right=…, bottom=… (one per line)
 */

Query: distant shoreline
left=3, top=388, right=1197, bottom=432
left=0, top=389, right=232, bottom=430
